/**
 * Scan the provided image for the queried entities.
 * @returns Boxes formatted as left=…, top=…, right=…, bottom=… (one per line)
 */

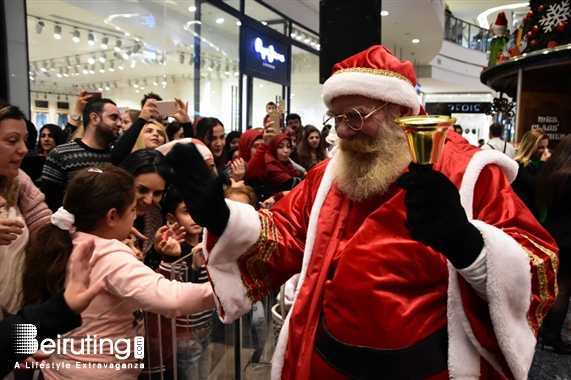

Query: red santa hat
left=494, top=12, right=507, bottom=27
left=322, top=45, right=421, bottom=115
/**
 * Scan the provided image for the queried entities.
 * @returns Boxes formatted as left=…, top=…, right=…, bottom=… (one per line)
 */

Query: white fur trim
left=322, top=72, right=420, bottom=115
left=448, top=151, right=534, bottom=379
left=447, top=221, right=534, bottom=380
left=205, top=199, right=260, bottom=323
left=459, top=150, right=518, bottom=220
left=271, top=157, right=336, bottom=380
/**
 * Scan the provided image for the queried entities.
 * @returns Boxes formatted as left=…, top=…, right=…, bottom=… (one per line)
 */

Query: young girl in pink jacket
left=23, top=165, right=215, bottom=379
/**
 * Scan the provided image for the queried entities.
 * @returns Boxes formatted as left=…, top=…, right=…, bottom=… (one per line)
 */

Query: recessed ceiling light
left=236, top=21, right=241, bottom=26
left=188, top=6, right=196, bottom=12
left=380, top=11, right=389, bottom=16
left=412, top=39, right=420, bottom=43
left=216, top=18, right=224, bottom=24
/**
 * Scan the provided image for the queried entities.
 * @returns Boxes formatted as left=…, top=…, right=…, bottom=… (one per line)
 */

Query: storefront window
left=290, top=45, right=323, bottom=129
left=245, top=1, right=288, bottom=35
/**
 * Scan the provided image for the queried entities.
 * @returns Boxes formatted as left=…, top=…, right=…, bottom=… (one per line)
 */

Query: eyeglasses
left=323, top=102, right=388, bottom=131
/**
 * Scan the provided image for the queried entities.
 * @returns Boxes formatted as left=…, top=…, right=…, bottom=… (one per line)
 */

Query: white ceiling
left=26, top=0, right=530, bottom=94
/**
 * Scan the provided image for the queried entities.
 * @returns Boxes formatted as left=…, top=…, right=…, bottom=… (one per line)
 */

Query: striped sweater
left=41, top=139, right=111, bottom=212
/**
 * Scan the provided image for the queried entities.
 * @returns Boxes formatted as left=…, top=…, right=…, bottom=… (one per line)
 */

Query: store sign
left=531, top=115, right=566, bottom=141
left=425, top=102, right=490, bottom=114
left=244, top=26, right=289, bottom=83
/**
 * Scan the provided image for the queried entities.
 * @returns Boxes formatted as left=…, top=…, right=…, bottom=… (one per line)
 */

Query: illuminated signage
left=243, top=26, right=289, bottom=84
left=425, top=102, right=491, bottom=114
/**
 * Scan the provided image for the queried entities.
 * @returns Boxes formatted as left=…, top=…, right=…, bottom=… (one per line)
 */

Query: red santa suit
left=204, top=132, right=557, bottom=380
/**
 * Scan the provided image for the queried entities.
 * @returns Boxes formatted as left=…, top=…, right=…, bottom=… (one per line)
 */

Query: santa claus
left=167, top=45, right=557, bottom=380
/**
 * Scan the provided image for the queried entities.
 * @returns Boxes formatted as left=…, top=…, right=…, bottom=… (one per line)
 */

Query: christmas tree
left=521, top=0, right=571, bottom=52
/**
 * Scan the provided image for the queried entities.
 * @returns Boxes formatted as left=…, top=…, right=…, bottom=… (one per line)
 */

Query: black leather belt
left=314, top=314, right=448, bottom=380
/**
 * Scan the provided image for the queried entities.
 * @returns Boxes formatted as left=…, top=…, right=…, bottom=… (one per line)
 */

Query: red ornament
left=532, top=25, right=539, bottom=33
left=530, top=40, right=537, bottom=47
left=528, top=10, right=534, bottom=18
left=538, top=5, right=545, bottom=12
left=557, top=22, right=567, bottom=32
left=547, top=41, right=559, bottom=48
left=527, top=31, right=534, bottom=38
left=523, top=16, right=528, bottom=24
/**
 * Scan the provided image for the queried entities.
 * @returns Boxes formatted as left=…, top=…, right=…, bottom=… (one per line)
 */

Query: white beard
left=332, top=118, right=411, bottom=202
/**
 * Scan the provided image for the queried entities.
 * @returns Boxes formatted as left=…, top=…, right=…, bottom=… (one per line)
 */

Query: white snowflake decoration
left=539, top=0, right=571, bottom=32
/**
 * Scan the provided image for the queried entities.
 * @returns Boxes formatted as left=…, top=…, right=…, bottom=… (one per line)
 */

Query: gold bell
left=396, top=116, right=456, bottom=166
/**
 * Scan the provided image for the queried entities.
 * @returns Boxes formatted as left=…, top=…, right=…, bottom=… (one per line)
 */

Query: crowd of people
left=0, top=43, right=569, bottom=380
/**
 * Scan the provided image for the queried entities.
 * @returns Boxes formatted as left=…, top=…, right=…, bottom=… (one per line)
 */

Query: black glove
left=166, top=143, right=230, bottom=237
left=396, top=163, right=483, bottom=269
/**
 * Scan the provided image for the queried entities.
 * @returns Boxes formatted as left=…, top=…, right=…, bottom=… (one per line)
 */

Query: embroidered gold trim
left=333, top=67, right=412, bottom=86
left=241, top=209, right=279, bottom=302
left=523, top=246, right=549, bottom=327
left=517, top=233, right=558, bottom=296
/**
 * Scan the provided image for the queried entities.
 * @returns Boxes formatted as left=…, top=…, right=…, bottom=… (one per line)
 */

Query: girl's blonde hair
left=131, top=120, right=169, bottom=152
left=514, top=129, right=547, bottom=167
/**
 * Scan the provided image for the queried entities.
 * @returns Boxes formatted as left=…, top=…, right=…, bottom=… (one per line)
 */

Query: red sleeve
left=460, top=165, right=558, bottom=379
left=244, top=143, right=268, bottom=181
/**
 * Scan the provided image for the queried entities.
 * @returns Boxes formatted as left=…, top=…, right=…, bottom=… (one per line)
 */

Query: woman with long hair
left=511, top=129, right=550, bottom=219
left=0, top=103, right=51, bottom=315
left=131, top=120, right=169, bottom=152
left=21, top=123, right=66, bottom=185
left=536, top=134, right=571, bottom=354
left=196, top=117, right=226, bottom=173
left=297, top=125, right=327, bottom=171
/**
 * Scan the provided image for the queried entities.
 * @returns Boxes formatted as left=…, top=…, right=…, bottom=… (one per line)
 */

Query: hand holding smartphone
left=85, top=92, right=102, bottom=99
left=156, top=100, right=178, bottom=116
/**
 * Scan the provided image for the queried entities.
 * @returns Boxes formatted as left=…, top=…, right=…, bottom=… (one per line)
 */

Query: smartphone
left=156, top=100, right=178, bottom=116
left=268, top=111, right=281, bottom=128
left=85, top=92, right=102, bottom=99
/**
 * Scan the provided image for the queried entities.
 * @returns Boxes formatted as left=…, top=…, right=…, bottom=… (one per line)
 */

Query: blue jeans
left=176, top=331, right=211, bottom=380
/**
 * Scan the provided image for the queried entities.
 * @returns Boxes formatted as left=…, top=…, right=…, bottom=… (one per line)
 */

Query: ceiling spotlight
left=122, top=50, right=131, bottom=60
left=50, top=60, right=55, bottom=70
left=161, top=77, right=167, bottom=86
left=87, top=31, right=95, bottom=45
left=43, top=71, right=51, bottom=78
left=118, top=60, right=125, bottom=70
left=208, top=61, right=214, bottom=72
left=33, top=62, right=39, bottom=71
left=64, top=67, right=70, bottom=77
left=132, top=43, right=142, bottom=54
left=133, top=80, right=138, bottom=88
left=89, top=64, right=95, bottom=74
left=412, top=39, right=420, bottom=43
left=127, top=79, right=132, bottom=87
left=105, top=82, right=111, bottom=91
left=114, top=39, right=122, bottom=52
left=82, top=65, right=89, bottom=74
left=88, top=55, right=96, bottom=64
left=113, top=81, right=118, bottom=89
left=108, top=61, right=115, bottom=72
left=40, top=61, right=48, bottom=72
left=99, top=63, right=105, bottom=73
left=188, top=6, right=196, bottom=12
left=236, top=21, right=241, bottom=26
left=98, top=83, right=104, bottom=91
left=153, top=78, right=158, bottom=86
left=381, top=10, right=389, bottom=16
left=72, top=28, right=80, bottom=43
left=216, top=18, right=224, bottom=24
left=233, top=66, right=239, bottom=77
left=99, top=53, right=106, bottom=63
left=53, top=24, right=62, bottom=39
left=130, top=59, right=137, bottom=69
left=35, top=18, right=44, bottom=34
left=74, top=66, right=80, bottom=76
left=65, top=56, right=72, bottom=67
left=101, top=35, right=109, bottom=49
left=261, top=21, right=268, bottom=26
left=143, top=79, right=148, bottom=86
left=224, top=64, right=230, bottom=75
left=179, top=53, right=185, bottom=64
left=57, top=68, right=63, bottom=78
left=304, top=37, right=310, bottom=43
left=75, top=55, right=81, bottom=65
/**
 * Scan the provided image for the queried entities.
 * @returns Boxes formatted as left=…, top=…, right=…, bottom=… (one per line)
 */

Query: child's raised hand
left=154, top=223, right=185, bottom=256
left=231, top=158, right=246, bottom=182
left=191, top=242, right=205, bottom=271
left=160, top=236, right=182, bottom=257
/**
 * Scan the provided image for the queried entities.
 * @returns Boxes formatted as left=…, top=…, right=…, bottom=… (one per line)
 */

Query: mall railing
left=444, top=14, right=493, bottom=53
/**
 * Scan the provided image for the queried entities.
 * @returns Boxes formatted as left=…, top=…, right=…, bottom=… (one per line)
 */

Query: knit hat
left=322, top=45, right=421, bottom=115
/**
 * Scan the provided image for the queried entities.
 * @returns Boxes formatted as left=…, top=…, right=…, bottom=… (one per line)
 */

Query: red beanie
left=322, top=45, right=421, bottom=115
